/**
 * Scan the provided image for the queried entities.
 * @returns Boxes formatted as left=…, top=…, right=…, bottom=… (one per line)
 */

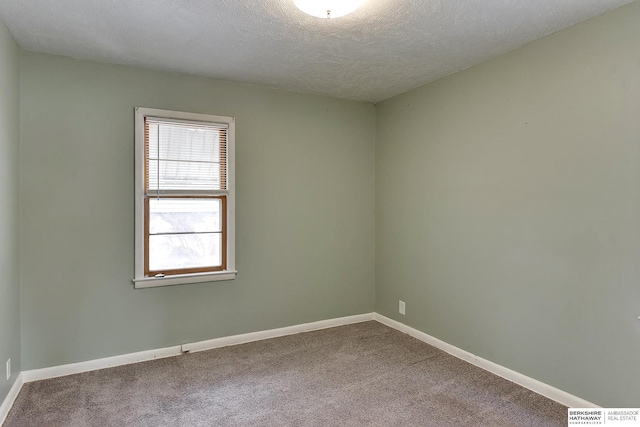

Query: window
left=134, top=108, right=236, bottom=288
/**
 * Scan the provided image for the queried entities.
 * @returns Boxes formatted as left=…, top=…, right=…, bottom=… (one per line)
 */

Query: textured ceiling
left=0, top=0, right=635, bottom=102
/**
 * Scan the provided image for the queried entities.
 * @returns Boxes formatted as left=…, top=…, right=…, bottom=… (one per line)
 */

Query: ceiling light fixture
left=294, top=0, right=367, bottom=19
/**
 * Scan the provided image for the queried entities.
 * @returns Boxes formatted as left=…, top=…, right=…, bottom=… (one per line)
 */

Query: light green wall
left=0, top=17, right=21, bottom=402
left=19, top=53, right=375, bottom=370
left=376, top=2, right=640, bottom=407
left=11, top=0, right=640, bottom=407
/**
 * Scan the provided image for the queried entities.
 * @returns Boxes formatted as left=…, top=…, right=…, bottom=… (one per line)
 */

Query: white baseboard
left=0, top=373, right=24, bottom=426
left=373, top=313, right=598, bottom=408
left=183, top=313, right=375, bottom=353
left=21, top=312, right=375, bottom=383
left=4, top=311, right=595, bottom=421
left=21, top=344, right=183, bottom=383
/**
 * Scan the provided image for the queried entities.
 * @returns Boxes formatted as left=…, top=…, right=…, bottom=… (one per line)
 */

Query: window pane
left=149, top=233, right=222, bottom=271
left=149, top=198, right=221, bottom=234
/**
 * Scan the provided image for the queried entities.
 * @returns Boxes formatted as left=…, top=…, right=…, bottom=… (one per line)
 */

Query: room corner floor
left=3, top=321, right=566, bottom=426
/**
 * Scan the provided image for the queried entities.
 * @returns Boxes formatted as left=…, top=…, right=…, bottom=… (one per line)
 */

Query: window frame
left=144, top=195, right=227, bottom=277
left=133, top=107, right=236, bottom=288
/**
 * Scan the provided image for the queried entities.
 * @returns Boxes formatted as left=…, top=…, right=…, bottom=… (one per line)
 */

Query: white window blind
left=145, top=118, right=228, bottom=194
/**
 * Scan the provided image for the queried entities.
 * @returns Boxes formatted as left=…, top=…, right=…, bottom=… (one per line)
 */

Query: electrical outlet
left=6, top=359, right=10, bottom=381
left=399, top=300, right=406, bottom=315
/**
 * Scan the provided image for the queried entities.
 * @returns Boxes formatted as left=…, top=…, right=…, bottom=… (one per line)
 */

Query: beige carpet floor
left=4, top=321, right=567, bottom=426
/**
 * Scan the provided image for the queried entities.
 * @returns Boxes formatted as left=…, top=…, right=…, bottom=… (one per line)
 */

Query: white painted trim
left=133, top=270, right=238, bottom=288
left=22, top=345, right=182, bottom=383
left=5, top=312, right=596, bottom=417
left=0, top=373, right=24, bottom=426
left=184, top=313, right=375, bottom=353
left=133, top=107, right=236, bottom=289
left=21, top=313, right=375, bottom=383
left=373, top=313, right=599, bottom=409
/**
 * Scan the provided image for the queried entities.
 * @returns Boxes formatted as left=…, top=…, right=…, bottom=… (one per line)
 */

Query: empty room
left=1, top=0, right=639, bottom=425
